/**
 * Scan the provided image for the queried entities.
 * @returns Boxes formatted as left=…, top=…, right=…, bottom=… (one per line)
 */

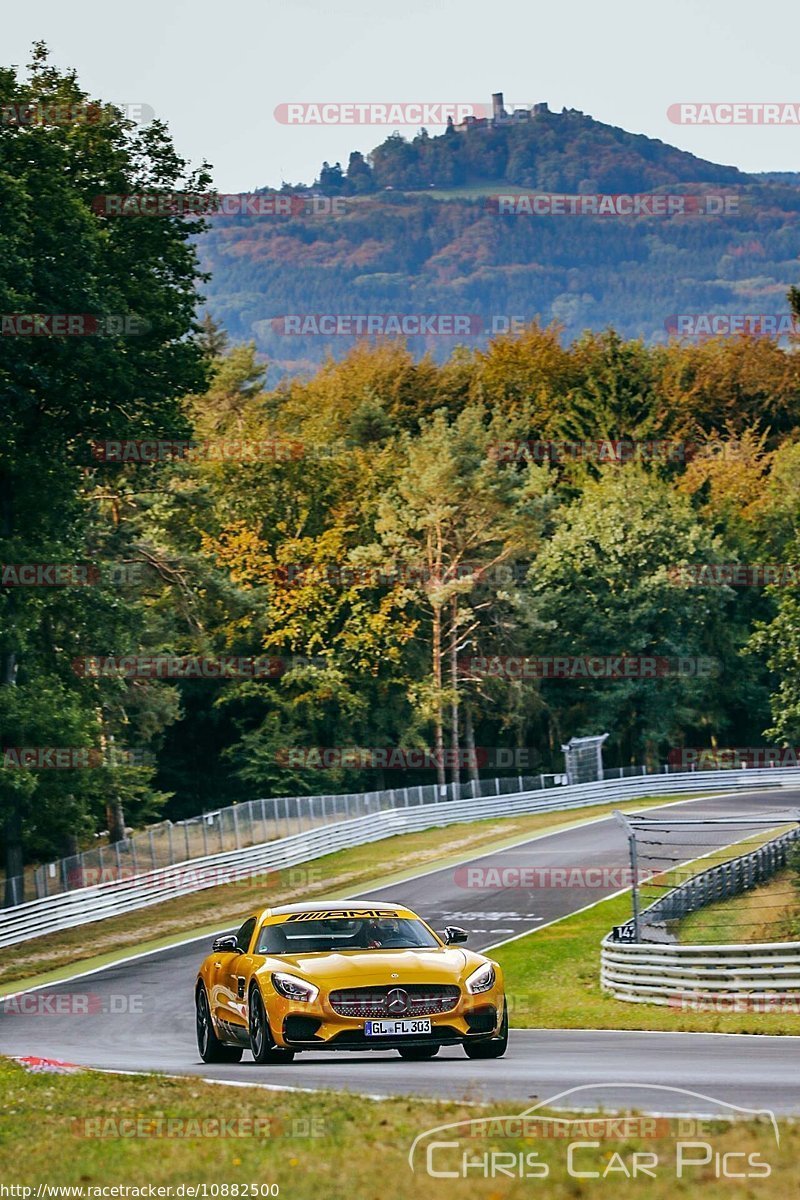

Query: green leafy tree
left=529, top=467, right=754, bottom=764
left=374, top=406, right=553, bottom=784
left=0, top=45, right=210, bottom=899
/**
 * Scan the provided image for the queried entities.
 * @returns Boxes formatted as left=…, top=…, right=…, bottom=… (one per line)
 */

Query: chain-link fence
left=9, top=770, right=577, bottom=905
left=612, top=810, right=800, bottom=944
left=562, top=733, right=609, bottom=784
left=4, top=754, right=758, bottom=906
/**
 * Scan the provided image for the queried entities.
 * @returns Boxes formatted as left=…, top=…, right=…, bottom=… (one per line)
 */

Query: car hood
left=259, top=947, right=480, bottom=986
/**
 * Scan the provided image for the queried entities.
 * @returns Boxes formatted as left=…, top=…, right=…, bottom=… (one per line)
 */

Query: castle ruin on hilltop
left=450, top=92, right=582, bottom=133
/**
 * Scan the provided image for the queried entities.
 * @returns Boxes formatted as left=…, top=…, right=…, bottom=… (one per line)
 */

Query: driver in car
left=365, top=917, right=410, bottom=948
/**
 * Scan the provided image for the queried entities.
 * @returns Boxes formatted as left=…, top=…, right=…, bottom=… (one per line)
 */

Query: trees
left=528, top=467, right=743, bottom=764
left=0, top=46, right=210, bottom=899
left=374, top=406, right=552, bottom=784
left=4, top=44, right=800, bottom=890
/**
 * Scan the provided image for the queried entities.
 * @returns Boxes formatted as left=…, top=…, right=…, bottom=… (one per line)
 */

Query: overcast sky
left=5, top=0, right=800, bottom=190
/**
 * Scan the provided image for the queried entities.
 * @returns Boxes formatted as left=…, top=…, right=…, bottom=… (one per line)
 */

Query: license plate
left=365, top=1018, right=432, bottom=1037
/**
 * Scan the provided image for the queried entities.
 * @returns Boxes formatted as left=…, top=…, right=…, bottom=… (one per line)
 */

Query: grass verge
left=493, top=885, right=800, bottom=1035
left=0, top=796, right=694, bottom=992
left=676, top=868, right=800, bottom=944
left=0, top=1057, right=794, bottom=1199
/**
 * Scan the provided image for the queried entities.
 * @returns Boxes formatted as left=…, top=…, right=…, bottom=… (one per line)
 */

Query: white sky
left=4, top=0, right=800, bottom=190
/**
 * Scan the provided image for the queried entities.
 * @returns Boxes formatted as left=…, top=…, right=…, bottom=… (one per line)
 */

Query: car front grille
left=328, top=984, right=461, bottom=1018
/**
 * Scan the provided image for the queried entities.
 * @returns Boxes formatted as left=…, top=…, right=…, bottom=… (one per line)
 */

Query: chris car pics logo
left=408, top=1085, right=778, bottom=1180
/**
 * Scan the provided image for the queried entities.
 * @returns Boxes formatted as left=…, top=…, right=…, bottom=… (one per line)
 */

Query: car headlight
left=271, top=972, right=319, bottom=1003
left=465, top=962, right=496, bottom=994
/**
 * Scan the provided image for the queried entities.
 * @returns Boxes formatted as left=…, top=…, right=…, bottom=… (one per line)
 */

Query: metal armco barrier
left=2, top=765, right=799, bottom=948
left=601, top=939, right=800, bottom=1006
left=602, top=820, right=800, bottom=1005
left=22, top=770, right=572, bottom=903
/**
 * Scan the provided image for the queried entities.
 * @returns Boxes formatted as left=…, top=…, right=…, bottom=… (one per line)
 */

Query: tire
left=196, top=986, right=243, bottom=1064
left=249, top=987, right=296, bottom=1064
left=397, top=1044, right=440, bottom=1060
left=463, top=1005, right=508, bottom=1060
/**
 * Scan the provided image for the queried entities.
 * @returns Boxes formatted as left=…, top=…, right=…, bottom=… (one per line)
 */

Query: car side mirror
left=212, top=934, right=239, bottom=953
left=444, top=925, right=469, bottom=944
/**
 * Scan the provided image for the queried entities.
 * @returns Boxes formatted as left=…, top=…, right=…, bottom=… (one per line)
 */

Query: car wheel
left=463, top=1005, right=508, bottom=1060
left=397, top=1044, right=440, bottom=1060
left=196, top=986, right=243, bottom=1063
left=249, top=987, right=296, bottom=1064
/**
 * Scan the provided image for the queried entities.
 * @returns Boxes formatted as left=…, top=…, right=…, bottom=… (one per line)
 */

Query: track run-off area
left=2, top=788, right=799, bottom=1115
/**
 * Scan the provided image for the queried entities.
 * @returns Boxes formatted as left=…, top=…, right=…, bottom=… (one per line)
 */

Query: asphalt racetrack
left=2, top=788, right=799, bottom=1115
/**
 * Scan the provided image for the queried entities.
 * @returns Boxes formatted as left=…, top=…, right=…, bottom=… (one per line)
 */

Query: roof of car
left=258, top=900, right=412, bottom=920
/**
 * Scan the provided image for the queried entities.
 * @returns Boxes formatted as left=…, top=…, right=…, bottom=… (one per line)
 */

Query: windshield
left=257, top=916, right=440, bottom=955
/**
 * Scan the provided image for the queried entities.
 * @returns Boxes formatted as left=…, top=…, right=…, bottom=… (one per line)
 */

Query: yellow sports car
left=195, top=901, right=507, bottom=1063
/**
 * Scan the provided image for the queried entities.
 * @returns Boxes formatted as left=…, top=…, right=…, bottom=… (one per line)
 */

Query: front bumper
left=272, top=995, right=505, bottom=1050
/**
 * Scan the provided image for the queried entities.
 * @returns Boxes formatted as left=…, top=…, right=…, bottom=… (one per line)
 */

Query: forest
left=3, top=50, right=800, bottom=893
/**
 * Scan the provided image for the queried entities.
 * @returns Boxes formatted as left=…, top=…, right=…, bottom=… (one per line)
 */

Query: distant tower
left=491, top=92, right=507, bottom=121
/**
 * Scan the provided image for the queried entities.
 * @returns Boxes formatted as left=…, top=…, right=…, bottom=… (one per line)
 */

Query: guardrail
left=2, top=764, right=799, bottom=949
left=602, top=822, right=800, bottom=1005
left=19, top=770, right=573, bottom=905
left=601, top=939, right=800, bottom=1006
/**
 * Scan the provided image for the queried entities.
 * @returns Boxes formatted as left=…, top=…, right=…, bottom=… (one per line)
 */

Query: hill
left=323, top=102, right=749, bottom=194
left=198, top=102, right=799, bottom=380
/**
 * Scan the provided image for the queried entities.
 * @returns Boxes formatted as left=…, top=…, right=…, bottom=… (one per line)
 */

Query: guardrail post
left=613, top=811, right=641, bottom=942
